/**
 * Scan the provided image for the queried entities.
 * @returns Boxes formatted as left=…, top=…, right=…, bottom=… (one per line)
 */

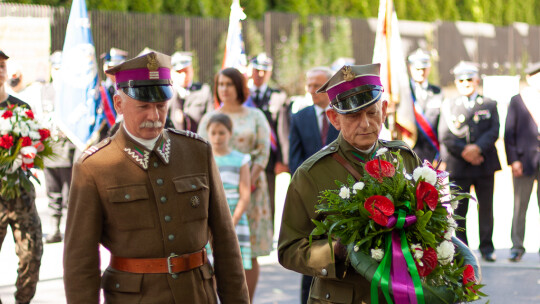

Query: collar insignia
left=156, top=138, right=171, bottom=164
left=124, top=146, right=150, bottom=170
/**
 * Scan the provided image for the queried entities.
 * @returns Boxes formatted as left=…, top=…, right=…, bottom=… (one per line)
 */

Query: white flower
left=352, top=182, right=365, bottom=194
left=437, top=240, right=455, bottom=265
left=447, top=217, right=458, bottom=229
left=450, top=200, right=459, bottom=211
left=339, top=186, right=350, bottom=199
left=354, top=245, right=359, bottom=252
left=410, top=244, right=424, bottom=260
left=371, top=248, right=384, bottom=261
left=413, top=166, right=437, bottom=185
left=444, top=229, right=454, bottom=240
left=29, top=130, right=41, bottom=140
left=375, top=147, right=388, bottom=157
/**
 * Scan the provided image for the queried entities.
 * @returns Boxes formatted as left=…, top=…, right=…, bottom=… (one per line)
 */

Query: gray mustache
left=139, top=121, right=163, bottom=128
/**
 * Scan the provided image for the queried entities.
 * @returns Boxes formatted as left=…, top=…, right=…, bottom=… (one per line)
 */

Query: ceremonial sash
left=99, top=85, right=116, bottom=127
left=411, top=92, right=439, bottom=152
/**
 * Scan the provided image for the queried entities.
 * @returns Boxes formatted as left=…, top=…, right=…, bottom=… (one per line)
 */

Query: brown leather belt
left=110, top=249, right=207, bottom=274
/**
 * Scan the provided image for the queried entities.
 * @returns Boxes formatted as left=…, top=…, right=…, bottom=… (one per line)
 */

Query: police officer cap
left=0, top=50, right=8, bottom=60
left=50, top=51, right=62, bottom=69
left=171, top=51, right=192, bottom=71
left=250, top=53, right=273, bottom=71
left=317, top=63, right=383, bottom=115
left=452, top=61, right=479, bottom=80
left=524, top=61, right=540, bottom=76
left=101, top=48, right=128, bottom=67
left=408, top=49, right=431, bottom=69
left=106, top=52, right=174, bottom=103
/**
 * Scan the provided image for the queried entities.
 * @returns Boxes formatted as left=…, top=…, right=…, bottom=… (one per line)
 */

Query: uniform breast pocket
left=107, top=185, right=155, bottom=231
left=173, top=174, right=209, bottom=223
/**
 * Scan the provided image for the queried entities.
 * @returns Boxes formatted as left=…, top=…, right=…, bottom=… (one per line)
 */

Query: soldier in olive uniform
left=407, top=49, right=443, bottom=163
left=438, top=61, right=501, bottom=262
left=247, top=53, right=290, bottom=224
left=63, top=52, right=249, bottom=303
left=0, top=50, right=43, bottom=304
left=278, top=64, right=423, bottom=302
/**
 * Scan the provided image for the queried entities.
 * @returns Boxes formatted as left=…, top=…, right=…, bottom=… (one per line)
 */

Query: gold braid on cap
left=147, top=53, right=159, bottom=71
left=342, top=66, right=356, bottom=81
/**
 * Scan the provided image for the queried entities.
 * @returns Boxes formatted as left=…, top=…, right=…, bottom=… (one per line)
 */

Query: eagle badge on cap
left=147, top=53, right=159, bottom=71
left=342, top=66, right=356, bottom=81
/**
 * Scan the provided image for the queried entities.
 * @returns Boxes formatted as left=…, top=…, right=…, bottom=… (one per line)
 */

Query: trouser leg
left=44, top=168, right=64, bottom=217
left=301, top=274, right=313, bottom=304
left=453, top=178, right=472, bottom=246
left=475, top=175, right=495, bottom=255
left=510, top=174, right=535, bottom=254
left=265, top=170, right=276, bottom=228
left=12, top=191, right=43, bottom=303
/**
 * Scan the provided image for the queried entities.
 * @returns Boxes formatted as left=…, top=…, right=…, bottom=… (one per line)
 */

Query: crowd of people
left=0, top=46, right=538, bottom=304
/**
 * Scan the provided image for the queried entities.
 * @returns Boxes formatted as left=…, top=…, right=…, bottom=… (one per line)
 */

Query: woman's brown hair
left=214, top=67, right=250, bottom=104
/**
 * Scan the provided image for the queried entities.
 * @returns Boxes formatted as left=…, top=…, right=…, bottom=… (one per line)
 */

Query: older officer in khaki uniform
left=63, top=52, right=249, bottom=304
left=278, top=64, right=422, bottom=303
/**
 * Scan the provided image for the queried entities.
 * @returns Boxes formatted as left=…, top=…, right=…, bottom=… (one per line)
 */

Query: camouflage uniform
left=0, top=187, right=43, bottom=304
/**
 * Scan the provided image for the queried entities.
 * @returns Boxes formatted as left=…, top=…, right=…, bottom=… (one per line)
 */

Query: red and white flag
left=373, top=0, right=417, bottom=146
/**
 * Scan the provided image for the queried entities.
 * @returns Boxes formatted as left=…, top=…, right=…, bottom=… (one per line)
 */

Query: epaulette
left=167, top=128, right=208, bottom=144
left=379, top=139, right=416, bottom=157
left=189, top=82, right=203, bottom=91
left=301, top=141, right=339, bottom=170
left=80, top=137, right=111, bottom=162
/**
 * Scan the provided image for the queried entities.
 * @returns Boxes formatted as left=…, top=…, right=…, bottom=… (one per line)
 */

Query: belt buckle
left=167, top=253, right=179, bottom=274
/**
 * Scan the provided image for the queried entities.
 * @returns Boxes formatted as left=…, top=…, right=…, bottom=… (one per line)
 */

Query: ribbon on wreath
left=371, top=207, right=425, bottom=304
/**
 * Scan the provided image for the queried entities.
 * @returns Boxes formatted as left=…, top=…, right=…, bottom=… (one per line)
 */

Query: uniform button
left=164, top=215, right=171, bottom=222
left=153, top=162, right=159, bottom=168
left=191, top=196, right=200, bottom=208
left=321, top=268, right=328, bottom=276
left=157, top=178, right=164, bottom=185
left=171, top=274, right=178, bottom=279
left=160, top=196, right=167, bottom=203
left=168, top=234, right=175, bottom=241
left=124, top=194, right=130, bottom=200
left=326, top=293, right=330, bottom=299
left=191, top=184, right=197, bottom=189
left=115, top=283, right=120, bottom=289
left=330, top=147, right=335, bottom=151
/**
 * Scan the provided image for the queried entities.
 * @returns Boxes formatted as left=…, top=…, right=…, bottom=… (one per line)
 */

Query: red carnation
left=364, top=195, right=394, bottom=226
left=7, top=104, right=15, bottom=110
left=414, top=247, right=438, bottom=277
left=462, top=264, right=476, bottom=292
left=416, top=181, right=439, bottom=211
left=25, top=110, right=34, bottom=120
left=2, top=111, right=13, bottom=119
left=38, top=129, right=51, bottom=141
left=20, top=136, right=32, bottom=147
left=0, top=134, right=14, bottom=149
left=365, top=159, right=395, bottom=182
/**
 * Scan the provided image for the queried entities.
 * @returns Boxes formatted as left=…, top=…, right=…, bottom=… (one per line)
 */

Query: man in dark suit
left=248, top=53, right=290, bottom=224
left=438, top=61, right=501, bottom=262
left=407, top=49, right=443, bottom=163
left=504, top=62, right=540, bottom=262
left=289, top=66, right=339, bottom=303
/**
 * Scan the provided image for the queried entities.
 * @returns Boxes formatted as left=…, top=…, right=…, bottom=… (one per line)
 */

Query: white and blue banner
left=55, top=0, right=102, bottom=151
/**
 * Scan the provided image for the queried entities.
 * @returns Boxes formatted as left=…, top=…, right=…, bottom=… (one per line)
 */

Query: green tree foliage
left=274, top=19, right=303, bottom=95
left=161, top=0, right=190, bottom=15
left=128, top=0, right=162, bottom=13
left=241, top=0, right=266, bottom=19
left=480, top=0, right=503, bottom=25
left=244, top=22, right=264, bottom=58
left=440, top=0, right=461, bottom=21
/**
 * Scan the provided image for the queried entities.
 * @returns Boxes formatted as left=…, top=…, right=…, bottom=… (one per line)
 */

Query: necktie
left=253, top=89, right=261, bottom=106
left=321, top=112, right=329, bottom=146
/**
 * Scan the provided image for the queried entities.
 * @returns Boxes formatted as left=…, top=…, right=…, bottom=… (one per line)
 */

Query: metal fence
left=1, top=3, right=540, bottom=91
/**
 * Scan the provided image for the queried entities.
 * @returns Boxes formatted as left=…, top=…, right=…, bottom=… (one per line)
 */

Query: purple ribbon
left=386, top=214, right=418, bottom=304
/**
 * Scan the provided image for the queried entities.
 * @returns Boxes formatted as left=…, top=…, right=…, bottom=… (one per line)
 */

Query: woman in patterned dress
left=206, top=113, right=252, bottom=270
left=198, top=68, right=271, bottom=302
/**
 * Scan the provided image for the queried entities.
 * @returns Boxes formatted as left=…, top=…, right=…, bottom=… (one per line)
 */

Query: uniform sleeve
left=278, top=168, right=341, bottom=279
left=250, top=108, right=271, bottom=168
left=504, top=96, right=519, bottom=164
left=474, top=100, right=500, bottom=153
left=288, top=113, right=303, bottom=174
left=63, top=161, right=103, bottom=304
left=206, top=144, right=250, bottom=303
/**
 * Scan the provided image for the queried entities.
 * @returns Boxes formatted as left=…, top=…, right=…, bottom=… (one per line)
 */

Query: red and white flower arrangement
left=310, top=148, right=486, bottom=303
left=0, top=104, right=54, bottom=199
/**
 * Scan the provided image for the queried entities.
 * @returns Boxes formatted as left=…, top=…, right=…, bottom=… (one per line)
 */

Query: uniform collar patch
left=124, top=145, right=150, bottom=170
left=155, top=136, right=171, bottom=164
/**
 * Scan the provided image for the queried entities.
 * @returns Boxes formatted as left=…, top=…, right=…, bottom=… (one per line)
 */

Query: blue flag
left=55, top=0, right=103, bottom=151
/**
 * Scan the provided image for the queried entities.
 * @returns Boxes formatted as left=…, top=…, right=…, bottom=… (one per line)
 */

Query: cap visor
left=332, top=87, right=382, bottom=114
left=122, top=85, right=173, bottom=102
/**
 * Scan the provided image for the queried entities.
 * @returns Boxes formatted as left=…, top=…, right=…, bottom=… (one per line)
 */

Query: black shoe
left=509, top=252, right=523, bottom=262
left=45, top=231, right=62, bottom=244
left=481, top=252, right=496, bottom=262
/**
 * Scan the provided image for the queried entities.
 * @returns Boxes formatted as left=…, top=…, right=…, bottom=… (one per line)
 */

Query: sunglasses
left=458, top=78, right=474, bottom=83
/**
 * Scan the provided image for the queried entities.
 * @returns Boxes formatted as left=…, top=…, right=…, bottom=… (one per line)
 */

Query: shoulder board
left=270, top=87, right=282, bottom=93
left=167, top=128, right=208, bottom=143
left=80, top=137, right=111, bottom=162
left=301, top=142, right=339, bottom=170
left=429, top=84, right=442, bottom=94
left=189, top=82, right=203, bottom=91
left=379, top=139, right=414, bottom=154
